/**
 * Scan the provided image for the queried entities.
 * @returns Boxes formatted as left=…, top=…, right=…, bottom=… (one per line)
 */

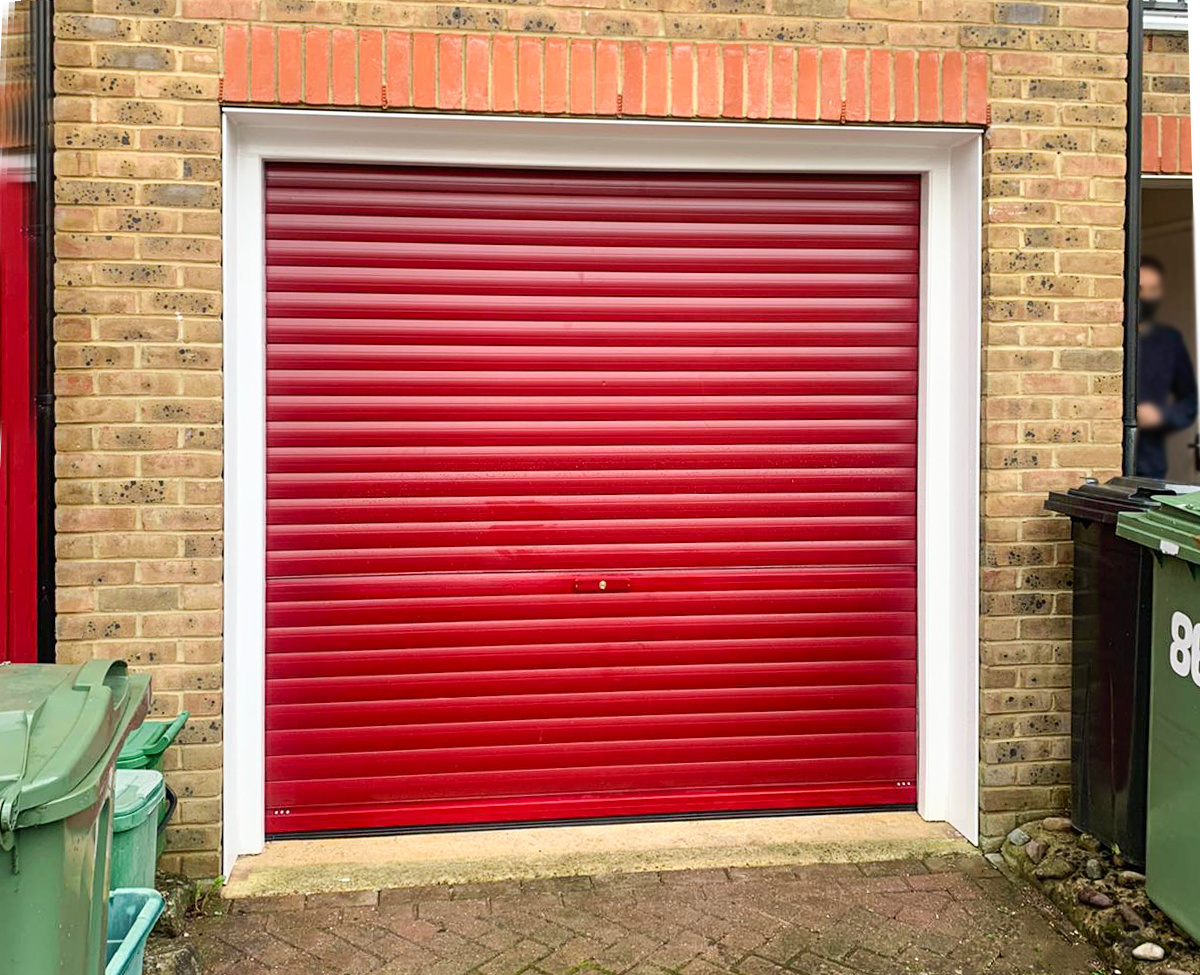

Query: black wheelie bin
left=1045, top=476, right=1199, bottom=865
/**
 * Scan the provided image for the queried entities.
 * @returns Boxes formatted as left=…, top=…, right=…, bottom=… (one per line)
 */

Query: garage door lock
left=573, top=578, right=631, bottom=593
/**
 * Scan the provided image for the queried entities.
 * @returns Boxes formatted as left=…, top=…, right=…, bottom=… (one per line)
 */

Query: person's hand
left=1138, top=401, right=1164, bottom=429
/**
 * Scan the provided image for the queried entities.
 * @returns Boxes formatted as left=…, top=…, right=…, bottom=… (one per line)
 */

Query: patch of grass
left=192, top=876, right=225, bottom=917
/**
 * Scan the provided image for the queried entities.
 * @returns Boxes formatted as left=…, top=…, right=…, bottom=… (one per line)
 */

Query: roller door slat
left=267, top=565, right=914, bottom=595
left=265, top=166, right=921, bottom=199
left=268, top=319, right=917, bottom=347
left=268, top=241, right=918, bottom=273
left=267, top=707, right=917, bottom=754
left=267, top=756, right=919, bottom=806
left=267, top=444, right=918, bottom=473
left=266, top=187, right=920, bottom=222
left=267, top=212, right=922, bottom=247
left=267, top=493, right=915, bottom=524
left=268, top=469, right=919, bottom=499
left=267, top=784, right=914, bottom=833
left=268, top=784, right=913, bottom=833
left=268, top=293, right=918, bottom=321
left=266, top=419, right=917, bottom=448
left=266, top=516, right=917, bottom=551
left=266, top=636, right=917, bottom=679
left=269, top=733, right=917, bottom=780
left=266, top=610, right=918, bottom=654
left=267, top=541, right=918, bottom=576
left=267, top=660, right=918, bottom=706
left=266, top=589, right=916, bottom=628
left=267, top=371, right=919, bottom=397
left=267, top=683, right=917, bottom=730
left=268, top=266, right=919, bottom=298
left=266, top=395, right=918, bottom=422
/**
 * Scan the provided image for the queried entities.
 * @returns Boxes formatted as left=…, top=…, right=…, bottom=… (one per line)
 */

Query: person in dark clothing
left=1136, top=254, right=1198, bottom=479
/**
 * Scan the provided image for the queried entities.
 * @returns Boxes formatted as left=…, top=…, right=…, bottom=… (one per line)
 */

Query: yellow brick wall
left=1144, top=28, right=1188, bottom=118
left=50, top=0, right=1131, bottom=875
left=2, top=2, right=33, bottom=150
left=1142, top=29, right=1189, bottom=174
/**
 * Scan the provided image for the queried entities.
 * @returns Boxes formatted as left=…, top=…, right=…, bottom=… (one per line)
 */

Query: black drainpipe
left=1122, top=0, right=1144, bottom=475
left=31, top=0, right=56, bottom=662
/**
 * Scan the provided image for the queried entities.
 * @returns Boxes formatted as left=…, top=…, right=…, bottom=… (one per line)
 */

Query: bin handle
left=0, top=711, right=32, bottom=850
left=149, top=711, right=190, bottom=755
left=159, top=785, right=178, bottom=831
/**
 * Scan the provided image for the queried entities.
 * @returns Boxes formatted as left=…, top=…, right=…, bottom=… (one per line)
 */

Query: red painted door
left=0, top=162, right=37, bottom=662
left=264, top=164, right=920, bottom=834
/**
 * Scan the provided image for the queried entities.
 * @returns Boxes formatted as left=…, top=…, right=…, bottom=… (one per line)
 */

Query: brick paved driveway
left=192, top=855, right=1106, bottom=975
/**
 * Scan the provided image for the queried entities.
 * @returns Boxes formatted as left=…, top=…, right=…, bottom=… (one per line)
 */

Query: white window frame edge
left=222, top=108, right=982, bottom=874
left=1145, top=8, right=1188, bottom=32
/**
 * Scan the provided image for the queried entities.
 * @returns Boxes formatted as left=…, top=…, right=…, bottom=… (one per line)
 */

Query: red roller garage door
left=264, top=164, right=920, bottom=835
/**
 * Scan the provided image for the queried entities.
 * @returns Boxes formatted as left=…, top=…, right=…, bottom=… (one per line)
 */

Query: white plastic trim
left=222, top=109, right=983, bottom=873
left=1146, top=8, right=1188, bottom=32
left=221, top=118, right=268, bottom=875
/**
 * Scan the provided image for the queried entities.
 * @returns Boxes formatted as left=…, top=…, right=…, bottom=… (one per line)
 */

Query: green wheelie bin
left=117, top=711, right=187, bottom=861
left=110, top=770, right=165, bottom=890
left=0, top=661, right=151, bottom=975
left=1116, top=493, right=1200, bottom=942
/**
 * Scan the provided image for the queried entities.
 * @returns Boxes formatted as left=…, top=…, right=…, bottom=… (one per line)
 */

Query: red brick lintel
left=1143, top=113, right=1193, bottom=175
left=221, top=25, right=989, bottom=127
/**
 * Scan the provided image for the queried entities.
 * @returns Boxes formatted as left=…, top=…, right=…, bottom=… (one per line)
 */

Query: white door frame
left=222, top=107, right=982, bottom=874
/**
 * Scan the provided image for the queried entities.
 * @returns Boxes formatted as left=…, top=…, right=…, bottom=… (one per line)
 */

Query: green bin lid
left=1116, top=492, right=1200, bottom=565
left=117, top=712, right=189, bottom=769
left=112, top=769, right=165, bottom=832
left=0, top=661, right=135, bottom=834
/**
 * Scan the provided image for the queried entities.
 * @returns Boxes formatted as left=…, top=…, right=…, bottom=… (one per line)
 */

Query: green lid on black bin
left=0, top=661, right=134, bottom=834
left=1117, top=491, right=1200, bottom=565
left=1045, top=476, right=1200, bottom=525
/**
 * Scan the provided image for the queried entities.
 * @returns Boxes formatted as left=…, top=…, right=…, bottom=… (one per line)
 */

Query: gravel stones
left=1007, top=827, right=1032, bottom=847
left=1132, top=943, right=1166, bottom=962
left=1118, top=904, right=1146, bottom=930
left=154, top=874, right=194, bottom=940
left=1035, top=857, right=1076, bottom=880
left=1003, top=818, right=1200, bottom=975
left=1077, top=888, right=1113, bottom=909
left=1025, top=839, right=1048, bottom=865
left=143, top=940, right=202, bottom=975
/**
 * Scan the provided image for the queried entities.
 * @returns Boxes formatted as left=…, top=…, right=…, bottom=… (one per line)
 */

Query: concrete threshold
left=223, top=811, right=972, bottom=899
